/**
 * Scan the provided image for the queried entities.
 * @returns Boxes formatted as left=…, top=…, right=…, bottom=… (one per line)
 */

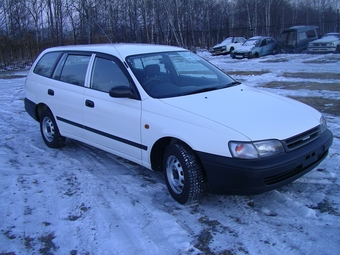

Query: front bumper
left=231, top=52, right=252, bottom=59
left=196, top=129, right=333, bottom=195
left=308, top=47, right=337, bottom=53
left=212, top=48, right=228, bottom=55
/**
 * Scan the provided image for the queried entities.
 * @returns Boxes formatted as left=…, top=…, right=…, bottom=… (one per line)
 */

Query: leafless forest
left=0, top=0, right=339, bottom=69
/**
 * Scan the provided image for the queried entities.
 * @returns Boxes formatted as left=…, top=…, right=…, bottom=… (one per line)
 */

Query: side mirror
left=109, top=86, right=133, bottom=98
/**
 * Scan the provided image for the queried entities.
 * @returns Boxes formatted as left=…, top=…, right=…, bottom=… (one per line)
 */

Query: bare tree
left=26, top=0, right=46, bottom=46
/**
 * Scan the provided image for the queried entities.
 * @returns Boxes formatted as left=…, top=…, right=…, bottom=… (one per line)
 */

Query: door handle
left=48, top=89, right=54, bottom=96
left=85, top=99, right=94, bottom=108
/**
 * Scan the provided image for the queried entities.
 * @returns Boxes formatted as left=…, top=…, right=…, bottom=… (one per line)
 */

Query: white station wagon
left=25, top=44, right=333, bottom=204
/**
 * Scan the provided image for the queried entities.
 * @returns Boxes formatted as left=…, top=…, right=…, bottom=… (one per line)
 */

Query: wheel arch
left=150, top=136, right=205, bottom=174
left=35, top=103, right=51, bottom=122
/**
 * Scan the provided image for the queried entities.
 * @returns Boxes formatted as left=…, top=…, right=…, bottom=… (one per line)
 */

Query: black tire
left=40, top=110, right=65, bottom=148
left=163, top=143, right=205, bottom=204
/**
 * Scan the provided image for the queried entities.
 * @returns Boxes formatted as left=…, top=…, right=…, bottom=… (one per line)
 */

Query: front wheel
left=40, top=110, right=65, bottom=148
left=163, top=143, right=205, bottom=204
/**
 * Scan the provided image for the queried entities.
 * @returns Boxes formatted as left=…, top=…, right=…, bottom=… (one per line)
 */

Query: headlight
left=320, top=115, right=327, bottom=133
left=229, top=140, right=284, bottom=159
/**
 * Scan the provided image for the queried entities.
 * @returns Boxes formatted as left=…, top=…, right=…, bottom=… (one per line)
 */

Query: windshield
left=220, top=38, right=233, bottom=45
left=126, top=51, right=236, bottom=98
left=243, top=39, right=258, bottom=46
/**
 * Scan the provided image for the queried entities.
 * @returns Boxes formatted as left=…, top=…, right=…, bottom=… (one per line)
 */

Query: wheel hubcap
left=42, top=117, right=55, bottom=142
left=166, top=155, right=184, bottom=194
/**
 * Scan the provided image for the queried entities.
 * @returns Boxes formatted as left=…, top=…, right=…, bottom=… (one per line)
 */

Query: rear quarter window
left=33, top=52, right=62, bottom=77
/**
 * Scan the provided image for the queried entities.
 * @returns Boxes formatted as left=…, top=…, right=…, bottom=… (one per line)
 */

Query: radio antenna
left=91, top=16, right=112, bottom=43
left=74, top=4, right=113, bottom=43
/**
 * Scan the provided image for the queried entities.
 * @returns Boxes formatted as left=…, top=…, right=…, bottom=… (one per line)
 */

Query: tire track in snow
left=50, top=140, right=198, bottom=254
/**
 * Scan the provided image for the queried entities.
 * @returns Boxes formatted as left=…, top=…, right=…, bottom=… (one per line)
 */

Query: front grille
left=264, top=150, right=328, bottom=185
left=283, top=126, right=320, bottom=151
left=264, top=165, right=303, bottom=185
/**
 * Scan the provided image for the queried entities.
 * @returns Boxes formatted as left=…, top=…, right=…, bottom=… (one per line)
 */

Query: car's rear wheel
left=40, top=110, right=65, bottom=148
left=163, top=143, right=205, bottom=204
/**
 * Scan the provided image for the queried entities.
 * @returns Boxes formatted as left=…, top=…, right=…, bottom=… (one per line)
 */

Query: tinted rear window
left=33, top=52, right=62, bottom=77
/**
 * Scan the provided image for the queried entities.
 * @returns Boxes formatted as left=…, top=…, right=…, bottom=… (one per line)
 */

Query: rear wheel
left=40, top=110, right=65, bottom=148
left=163, top=143, right=205, bottom=204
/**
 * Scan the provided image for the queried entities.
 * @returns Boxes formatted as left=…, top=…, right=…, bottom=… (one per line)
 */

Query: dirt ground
left=228, top=70, right=340, bottom=117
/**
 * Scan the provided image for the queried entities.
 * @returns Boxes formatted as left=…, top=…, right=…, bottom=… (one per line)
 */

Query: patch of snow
left=0, top=52, right=339, bottom=254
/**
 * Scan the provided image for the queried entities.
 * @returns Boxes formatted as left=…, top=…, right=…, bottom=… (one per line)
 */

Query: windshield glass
left=220, top=38, right=232, bottom=45
left=126, top=51, right=236, bottom=98
left=243, top=39, right=258, bottom=46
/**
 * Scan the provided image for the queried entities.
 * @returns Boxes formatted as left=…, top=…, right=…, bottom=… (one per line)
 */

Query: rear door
left=37, top=52, right=91, bottom=139
left=83, top=53, right=144, bottom=163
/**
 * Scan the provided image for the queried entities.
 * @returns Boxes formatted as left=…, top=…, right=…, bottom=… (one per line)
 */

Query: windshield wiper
left=186, top=87, right=219, bottom=95
left=225, top=81, right=241, bottom=87
left=185, top=82, right=241, bottom=96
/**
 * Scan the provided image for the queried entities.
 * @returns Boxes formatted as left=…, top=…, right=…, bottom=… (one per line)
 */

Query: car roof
left=41, top=43, right=186, bottom=58
left=248, top=36, right=272, bottom=40
left=282, top=25, right=319, bottom=32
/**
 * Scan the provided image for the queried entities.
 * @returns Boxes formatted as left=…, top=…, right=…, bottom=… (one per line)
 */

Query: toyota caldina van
left=25, top=44, right=333, bottom=204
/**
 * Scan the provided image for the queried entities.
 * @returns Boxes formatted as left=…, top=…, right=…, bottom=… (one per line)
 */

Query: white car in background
left=211, top=37, right=246, bottom=55
left=307, top=33, right=340, bottom=53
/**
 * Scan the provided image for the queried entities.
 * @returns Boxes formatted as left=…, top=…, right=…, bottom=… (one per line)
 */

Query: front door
left=83, top=54, right=143, bottom=164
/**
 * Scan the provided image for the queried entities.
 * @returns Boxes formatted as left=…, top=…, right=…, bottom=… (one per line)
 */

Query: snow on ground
left=0, top=52, right=339, bottom=255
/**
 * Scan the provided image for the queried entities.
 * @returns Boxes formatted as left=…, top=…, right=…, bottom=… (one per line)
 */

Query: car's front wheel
left=163, top=143, right=205, bottom=204
left=40, top=110, right=65, bottom=148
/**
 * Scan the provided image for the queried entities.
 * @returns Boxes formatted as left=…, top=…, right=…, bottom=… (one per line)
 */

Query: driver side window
left=91, top=57, right=130, bottom=92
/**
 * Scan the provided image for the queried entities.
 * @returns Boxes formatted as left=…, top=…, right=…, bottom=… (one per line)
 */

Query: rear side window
left=306, top=29, right=317, bottom=38
left=279, top=31, right=296, bottom=43
left=59, top=55, right=91, bottom=86
left=33, top=52, right=62, bottom=77
left=298, top=30, right=316, bottom=40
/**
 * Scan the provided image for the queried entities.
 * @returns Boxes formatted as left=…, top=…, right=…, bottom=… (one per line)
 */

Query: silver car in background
left=307, top=33, right=340, bottom=53
left=210, top=37, right=246, bottom=55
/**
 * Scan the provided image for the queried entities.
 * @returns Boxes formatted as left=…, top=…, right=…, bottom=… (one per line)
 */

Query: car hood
left=233, top=45, right=254, bottom=53
left=213, top=42, right=228, bottom=48
left=160, top=85, right=320, bottom=141
left=311, top=36, right=340, bottom=43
